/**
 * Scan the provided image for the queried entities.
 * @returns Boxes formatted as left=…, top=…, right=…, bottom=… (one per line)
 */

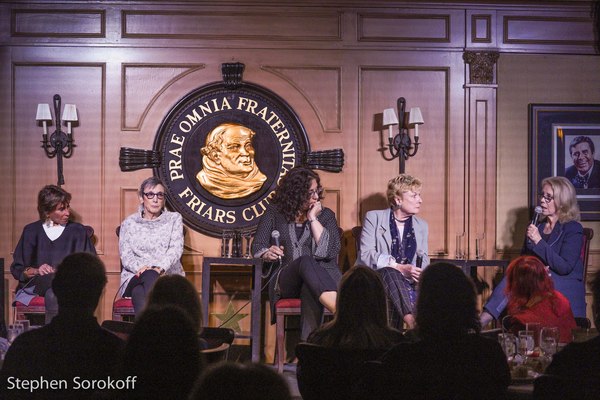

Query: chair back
left=351, top=226, right=362, bottom=255
left=199, top=326, right=235, bottom=348
left=295, top=342, right=387, bottom=400
left=101, top=319, right=135, bottom=341
left=582, top=228, right=594, bottom=287
left=201, top=342, right=230, bottom=364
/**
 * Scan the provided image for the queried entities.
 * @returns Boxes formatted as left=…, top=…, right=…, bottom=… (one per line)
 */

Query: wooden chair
left=13, top=225, right=95, bottom=323
left=351, top=226, right=362, bottom=256
left=101, top=319, right=135, bottom=341
left=274, top=298, right=333, bottom=373
left=582, top=227, right=594, bottom=290
left=201, top=343, right=231, bottom=364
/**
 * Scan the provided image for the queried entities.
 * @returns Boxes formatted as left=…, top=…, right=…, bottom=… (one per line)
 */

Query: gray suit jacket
left=357, top=209, right=429, bottom=269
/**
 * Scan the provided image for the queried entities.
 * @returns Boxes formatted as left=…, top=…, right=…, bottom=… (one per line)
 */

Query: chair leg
left=276, top=312, right=285, bottom=373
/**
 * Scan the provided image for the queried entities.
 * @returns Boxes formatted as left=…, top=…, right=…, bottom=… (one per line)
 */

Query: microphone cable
left=216, top=258, right=282, bottom=328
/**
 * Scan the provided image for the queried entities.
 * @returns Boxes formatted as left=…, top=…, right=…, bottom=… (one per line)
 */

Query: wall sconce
left=382, top=97, right=424, bottom=174
left=36, top=94, right=78, bottom=186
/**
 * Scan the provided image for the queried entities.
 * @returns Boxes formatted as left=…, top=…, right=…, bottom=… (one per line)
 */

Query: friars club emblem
left=120, top=63, right=344, bottom=237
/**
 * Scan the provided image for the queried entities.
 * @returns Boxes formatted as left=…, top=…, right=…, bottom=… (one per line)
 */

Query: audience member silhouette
left=307, top=265, right=405, bottom=348
left=544, top=270, right=600, bottom=380
left=366, top=262, right=510, bottom=400
left=119, top=305, right=203, bottom=400
left=0, top=252, right=124, bottom=400
left=146, top=275, right=203, bottom=332
left=188, top=361, right=292, bottom=400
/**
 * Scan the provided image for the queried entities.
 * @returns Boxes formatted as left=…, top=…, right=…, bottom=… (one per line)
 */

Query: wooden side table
left=201, top=257, right=263, bottom=362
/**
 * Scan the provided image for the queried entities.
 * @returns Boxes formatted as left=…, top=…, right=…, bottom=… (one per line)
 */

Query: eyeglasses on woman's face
left=538, top=193, right=554, bottom=203
left=143, top=192, right=165, bottom=200
left=307, top=188, right=323, bottom=198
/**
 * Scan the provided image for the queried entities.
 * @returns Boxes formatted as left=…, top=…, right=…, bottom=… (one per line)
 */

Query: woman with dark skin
left=252, top=167, right=340, bottom=339
left=11, top=185, right=96, bottom=324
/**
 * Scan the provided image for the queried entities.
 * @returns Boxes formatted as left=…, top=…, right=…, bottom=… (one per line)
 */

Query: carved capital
left=463, top=51, right=499, bottom=85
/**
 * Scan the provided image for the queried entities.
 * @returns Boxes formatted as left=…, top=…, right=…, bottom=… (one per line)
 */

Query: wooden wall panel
left=358, top=66, right=450, bottom=256
left=12, top=9, right=105, bottom=37
left=1, top=0, right=598, bottom=330
left=122, top=10, right=342, bottom=41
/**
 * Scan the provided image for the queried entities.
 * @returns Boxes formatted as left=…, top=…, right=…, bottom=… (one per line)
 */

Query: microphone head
left=271, top=230, right=280, bottom=239
left=534, top=206, right=543, bottom=214
left=417, top=249, right=425, bottom=257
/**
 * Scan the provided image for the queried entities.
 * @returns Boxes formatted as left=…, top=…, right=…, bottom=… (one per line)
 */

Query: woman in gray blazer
left=358, top=174, right=429, bottom=329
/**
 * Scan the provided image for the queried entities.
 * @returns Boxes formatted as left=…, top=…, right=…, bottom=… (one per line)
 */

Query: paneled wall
left=1, top=1, right=598, bottom=349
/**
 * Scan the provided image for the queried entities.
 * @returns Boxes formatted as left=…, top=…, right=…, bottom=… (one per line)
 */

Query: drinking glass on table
left=526, top=322, right=541, bottom=348
left=498, top=333, right=517, bottom=359
left=540, top=327, right=560, bottom=358
left=518, top=330, right=534, bottom=358
left=7, top=323, right=24, bottom=344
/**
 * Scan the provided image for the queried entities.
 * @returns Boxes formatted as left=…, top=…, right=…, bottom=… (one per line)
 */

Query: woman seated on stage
left=357, top=174, right=429, bottom=329
left=118, top=176, right=184, bottom=316
left=307, top=265, right=405, bottom=349
left=252, top=166, right=340, bottom=340
left=481, top=176, right=585, bottom=326
left=10, top=185, right=96, bottom=324
left=504, top=255, right=576, bottom=343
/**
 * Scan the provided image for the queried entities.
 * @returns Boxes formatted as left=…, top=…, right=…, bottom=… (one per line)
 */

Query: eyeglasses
left=538, top=193, right=554, bottom=203
left=144, top=192, right=165, bottom=200
left=307, top=188, right=324, bottom=198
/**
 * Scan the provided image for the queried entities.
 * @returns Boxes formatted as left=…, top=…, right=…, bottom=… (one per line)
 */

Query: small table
left=431, top=258, right=509, bottom=279
left=201, top=257, right=263, bottom=362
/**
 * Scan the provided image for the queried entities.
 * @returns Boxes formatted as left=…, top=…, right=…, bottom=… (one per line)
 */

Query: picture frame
left=529, top=103, right=600, bottom=221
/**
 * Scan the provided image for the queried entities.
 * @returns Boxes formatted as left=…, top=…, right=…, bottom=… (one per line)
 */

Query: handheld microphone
left=271, top=230, right=280, bottom=247
left=531, top=206, right=543, bottom=226
left=416, top=250, right=424, bottom=269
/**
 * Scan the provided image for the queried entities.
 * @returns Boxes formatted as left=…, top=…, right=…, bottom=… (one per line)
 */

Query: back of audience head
left=52, top=252, right=107, bottom=312
left=146, top=275, right=203, bottom=331
left=189, top=361, right=291, bottom=400
left=505, top=255, right=553, bottom=308
left=416, top=262, right=480, bottom=340
left=122, top=305, right=203, bottom=400
left=308, top=265, right=394, bottom=348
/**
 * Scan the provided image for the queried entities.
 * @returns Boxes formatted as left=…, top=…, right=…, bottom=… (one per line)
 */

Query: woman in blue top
left=481, top=176, right=585, bottom=325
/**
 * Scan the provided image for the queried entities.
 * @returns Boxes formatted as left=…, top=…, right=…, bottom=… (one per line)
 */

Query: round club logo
left=153, top=81, right=309, bottom=237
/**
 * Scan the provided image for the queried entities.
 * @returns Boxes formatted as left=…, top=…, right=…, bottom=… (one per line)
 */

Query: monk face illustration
left=197, top=123, right=267, bottom=199
left=217, top=126, right=256, bottom=175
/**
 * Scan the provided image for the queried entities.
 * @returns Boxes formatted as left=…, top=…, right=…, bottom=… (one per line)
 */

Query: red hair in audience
left=505, top=255, right=555, bottom=313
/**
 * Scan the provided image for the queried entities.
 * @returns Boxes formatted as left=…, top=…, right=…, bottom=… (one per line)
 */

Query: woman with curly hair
left=505, top=255, right=576, bottom=343
left=252, top=166, right=340, bottom=339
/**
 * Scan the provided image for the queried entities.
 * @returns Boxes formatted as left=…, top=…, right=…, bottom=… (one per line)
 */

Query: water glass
left=540, top=327, right=560, bottom=357
left=221, top=230, right=234, bottom=258
left=455, top=232, right=465, bottom=260
left=518, top=330, right=534, bottom=357
left=7, top=323, right=24, bottom=344
left=475, top=232, right=486, bottom=260
left=526, top=322, right=542, bottom=348
left=498, top=333, right=517, bottom=359
left=242, top=230, right=253, bottom=258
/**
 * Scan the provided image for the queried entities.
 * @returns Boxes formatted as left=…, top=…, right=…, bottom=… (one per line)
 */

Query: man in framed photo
left=564, top=135, right=600, bottom=189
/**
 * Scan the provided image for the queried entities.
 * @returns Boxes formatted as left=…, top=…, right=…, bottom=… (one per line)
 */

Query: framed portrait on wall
left=529, top=104, right=600, bottom=221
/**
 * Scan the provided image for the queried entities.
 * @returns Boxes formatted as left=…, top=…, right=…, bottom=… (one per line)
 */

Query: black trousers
left=124, top=269, right=160, bottom=316
left=277, top=255, right=338, bottom=339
